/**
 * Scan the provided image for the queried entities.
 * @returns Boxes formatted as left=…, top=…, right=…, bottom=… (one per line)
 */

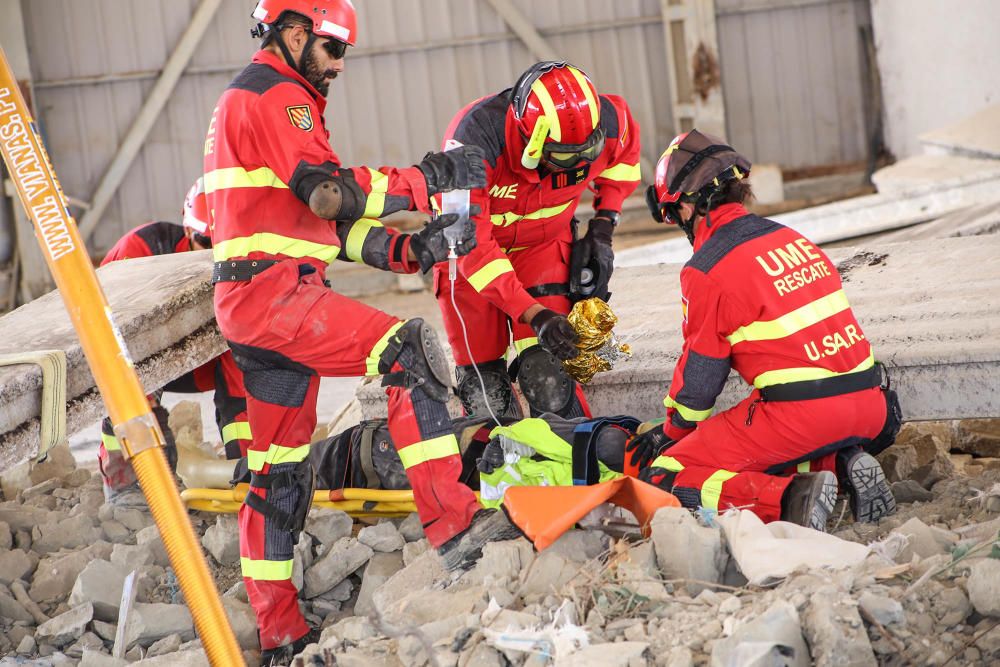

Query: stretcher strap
left=0, top=350, right=67, bottom=462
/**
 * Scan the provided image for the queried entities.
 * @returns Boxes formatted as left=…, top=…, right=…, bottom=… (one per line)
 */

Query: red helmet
left=251, top=0, right=357, bottom=46
left=509, top=61, right=605, bottom=171
left=182, top=178, right=212, bottom=246
left=646, top=129, right=751, bottom=225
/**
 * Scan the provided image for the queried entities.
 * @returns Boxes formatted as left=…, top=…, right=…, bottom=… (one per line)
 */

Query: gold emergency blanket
left=563, top=298, right=631, bottom=383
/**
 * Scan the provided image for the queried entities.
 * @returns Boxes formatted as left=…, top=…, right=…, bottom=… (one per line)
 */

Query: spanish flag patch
left=286, top=105, right=313, bottom=131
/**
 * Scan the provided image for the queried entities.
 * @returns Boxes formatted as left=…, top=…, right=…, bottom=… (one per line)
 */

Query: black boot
left=838, top=447, right=896, bottom=523
left=260, top=633, right=311, bottom=667
left=438, top=508, right=524, bottom=572
left=781, top=471, right=838, bottom=531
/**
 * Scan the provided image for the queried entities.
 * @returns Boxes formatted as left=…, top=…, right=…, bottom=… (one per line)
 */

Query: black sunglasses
left=322, top=38, right=348, bottom=60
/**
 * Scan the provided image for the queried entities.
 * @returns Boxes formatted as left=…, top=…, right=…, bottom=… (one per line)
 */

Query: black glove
left=408, top=206, right=480, bottom=273
left=417, top=145, right=487, bottom=195
left=625, top=425, right=674, bottom=470
left=530, top=308, right=579, bottom=361
left=569, top=213, right=616, bottom=302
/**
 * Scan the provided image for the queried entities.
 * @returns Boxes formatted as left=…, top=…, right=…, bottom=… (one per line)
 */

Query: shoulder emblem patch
left=681, top=294, right=689, bottom=325
left=286, top=105, right=314, bottom=131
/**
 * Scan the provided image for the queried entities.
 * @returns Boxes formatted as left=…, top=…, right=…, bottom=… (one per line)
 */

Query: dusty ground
left=1, top=414, right=999, bottom=666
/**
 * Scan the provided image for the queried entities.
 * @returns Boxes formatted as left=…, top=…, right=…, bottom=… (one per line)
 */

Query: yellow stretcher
left=181, top=485, right=425, bottom=518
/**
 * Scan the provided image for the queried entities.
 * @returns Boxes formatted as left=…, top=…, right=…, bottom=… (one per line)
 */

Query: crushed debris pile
left=0, top=417, right=999, bottom=666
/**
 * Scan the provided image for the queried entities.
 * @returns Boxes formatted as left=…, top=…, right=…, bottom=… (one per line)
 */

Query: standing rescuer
left=434, top=61, right=642, bottom=420
left=97, top=178, right=251, bottom=506
left=627, top=130, right=900, bottom=530
left=206, top=1, right=520, bottom=661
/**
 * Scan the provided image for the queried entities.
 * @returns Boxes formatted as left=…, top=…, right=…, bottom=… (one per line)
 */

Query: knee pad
left=867, top=388, right=903, bottom=457
left=379, top=318, right=452, bottom=403
left=244, top=459, right=315, bottom=542
left=229, top=342, right=312, bottom=408
left=456, top=360, right=518, bottom=418
left=516, top=346, right=575, bottom=415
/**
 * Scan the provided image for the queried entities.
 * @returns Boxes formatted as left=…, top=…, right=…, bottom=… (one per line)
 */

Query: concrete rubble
left=0, top=416, right=996, bottom=665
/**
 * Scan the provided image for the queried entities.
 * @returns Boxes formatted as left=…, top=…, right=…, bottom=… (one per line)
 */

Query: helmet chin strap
left=273, top=25, right=318, bottom=80
left=680, top=189, right=719, bottom=247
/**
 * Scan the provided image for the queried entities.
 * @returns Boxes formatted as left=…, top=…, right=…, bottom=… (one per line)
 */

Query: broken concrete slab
left=302, top=537, right=372, bottom=599
left=0, top=251, right=224, bottom=472
left=871, top=155, right=1000, bottom=196
left=357, top=521, right=405, bottom=553
left=710, top=599, right=809, bottom=667
left=69, top=559, right=128, bottom=621
left=30, top=541, right=113, bottom=602
left=201, top=514, right=240, bottom=566
left=878, top=200, right=1000, bottom=244
left=920, top=103, right=1000, bottom=159
left=355, top=551, right=404, bottom=617
left=616, top=171, right=1000, bottom=268
left=0, top=547, right=35, bottom=585
left=124, top=602, right=195, bottom=649
left=802, top=587, right=877, bottom=667
left=651, top=507, right=727, bottom=595
left=304, top=508, right=353, bottom=546
left=967, top=559, right=1000, bottom=617
left=594, top=235, right=1000, bottom=423
left=31, top=514, right=103, bottom=553
left=35, top=602, right=94, bottom=648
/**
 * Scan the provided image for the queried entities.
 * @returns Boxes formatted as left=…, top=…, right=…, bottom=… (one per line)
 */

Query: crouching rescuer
left=627, top=130, right=901, bottom=531
left=207, top=1, right=520, bottom=660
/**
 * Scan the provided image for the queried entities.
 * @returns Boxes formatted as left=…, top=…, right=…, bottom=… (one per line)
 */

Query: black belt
left=212, top=260, right=278, bottom=284
left=526, top=282, right=569, bottom=298
left=759, top=363, right=883, bottom=402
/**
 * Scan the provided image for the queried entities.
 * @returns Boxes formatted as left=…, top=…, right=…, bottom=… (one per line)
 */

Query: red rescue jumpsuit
left=205, top=50, right=480, bottom=649
left=97, top=222, right=250, bottom=492
left=434, top=93, right=641, bottom=406
left=649, top=203, right=887, bottom=522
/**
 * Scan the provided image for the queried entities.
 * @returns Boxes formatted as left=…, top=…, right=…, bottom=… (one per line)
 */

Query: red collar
left=693, top=203, right=751, bottom=252
left=252, top=50, right=327, bottom=115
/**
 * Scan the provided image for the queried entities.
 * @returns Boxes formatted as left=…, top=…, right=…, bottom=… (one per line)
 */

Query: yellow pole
left=0, top=48, right=242, bottom=666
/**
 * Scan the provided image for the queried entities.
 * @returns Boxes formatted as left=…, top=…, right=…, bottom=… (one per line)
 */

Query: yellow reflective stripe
left=752, top=351, right=875, bottom=389
left=398, top=434, right=460, bottom=469
left=797, top=461, right=811, bottom=473
left=727, top=290, right=851, bottom=345
left=246, top=443, right=310, bottom=472
left=513, top=337, right=538, bottom=356
left=240, top=557, right=293, bottom=581
left=663, top=395, right=712, bottom=422
left=204, top=167, right=287, bottom=194
left=530, top=78, right=561, bottom=142
left=598, top=162, right=641, bottom=182
left=222, top=421, right=252, bottom=444
left=345, top=219, right=383, bottom=263
left=101, top=432, right=121, bottom=452
left=650, top=455, right=684, bottom=472
left=491, top=201, right=572, bottom=227
left=213, top=232, right=341, bottom=263
left=363, top=168, right=388, bottom=218
left=701, top=470, right=738, bottom=511
left=468, top=259, right=514, bottom=292
left=365, top=321, right=404, bottom=376
left=567, top=66, right=599, bottom=129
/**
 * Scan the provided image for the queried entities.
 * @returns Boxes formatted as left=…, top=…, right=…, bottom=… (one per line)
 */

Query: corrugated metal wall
left=23, top=0, right=674, bottom=255
left=715, top=0, right=872, bottom=170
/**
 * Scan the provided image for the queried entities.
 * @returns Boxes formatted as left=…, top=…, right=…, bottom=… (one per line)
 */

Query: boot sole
left=809, top=472, right=839, bottom=531
left=847, top=452, right=897, bottom=523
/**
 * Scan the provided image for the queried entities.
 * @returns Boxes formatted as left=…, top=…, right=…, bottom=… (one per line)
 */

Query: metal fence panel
left=23, top=0, right=679, bottom=254
left=716, top=0, right=871, bottom=169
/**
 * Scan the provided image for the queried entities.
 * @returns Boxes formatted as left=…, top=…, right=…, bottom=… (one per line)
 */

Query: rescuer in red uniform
left=97, top=178, right=251, bottom=505
left=206, top=2, right=519, bottom=660
left=627, top=130, right=900, bottom=530
left=435, top=61, right=641, bottom=420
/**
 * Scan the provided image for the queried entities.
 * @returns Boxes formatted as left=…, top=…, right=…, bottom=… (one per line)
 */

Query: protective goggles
left=644, top=185, right=684, bottom=226
left=542, top=128, right=606, bottom=169
left=322, top=37, right=349, bottom=60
